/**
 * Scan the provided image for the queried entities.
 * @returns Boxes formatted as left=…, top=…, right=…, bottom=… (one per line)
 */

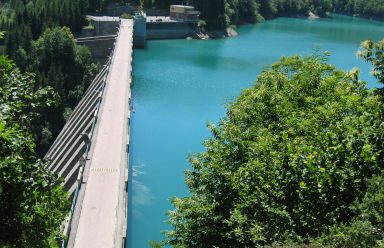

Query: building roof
left=87, top=15, right=120, bottom=22
left=170, top=5, right=195, bottom=9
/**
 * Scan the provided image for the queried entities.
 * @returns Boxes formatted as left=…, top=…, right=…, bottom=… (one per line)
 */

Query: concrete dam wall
left=146, top=21, right=197, bottom=39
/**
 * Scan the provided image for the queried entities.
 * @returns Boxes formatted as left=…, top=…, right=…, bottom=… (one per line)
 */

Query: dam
left=46, top=19, right=133, bottom=247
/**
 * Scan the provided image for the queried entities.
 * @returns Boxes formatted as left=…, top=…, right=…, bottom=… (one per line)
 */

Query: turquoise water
left=127, top=15, right=384, bottom=248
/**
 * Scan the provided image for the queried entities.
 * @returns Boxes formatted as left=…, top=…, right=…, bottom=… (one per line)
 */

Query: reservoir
left=127, top=15, right=384, bottom=247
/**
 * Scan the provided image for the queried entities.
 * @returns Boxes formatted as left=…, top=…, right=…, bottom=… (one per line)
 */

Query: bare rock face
left=226, top=27, right=239, bottom=37
left=204, top=27, right=239, bottom=39
left=308, top=11, right=320, bottom=20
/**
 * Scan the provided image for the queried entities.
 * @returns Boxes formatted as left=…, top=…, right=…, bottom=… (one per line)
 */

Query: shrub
left=120, top=13, right=133, bottom=19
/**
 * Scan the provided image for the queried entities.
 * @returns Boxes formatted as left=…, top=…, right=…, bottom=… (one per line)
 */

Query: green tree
left=191, top=0, right=227, bottom=29
left=187, top=0, right=334, bottom=30
left=26, top=27, right=99, bottom=154
left=319, top=175, right=384, bottom=247
left=0, top=55, right=68, bottom=247
left=2, top=0, right=99, bottom=159
left=238, top=0, right=260, bottom=23
left=259, top=0, right=278, bottom=19
left=166, top=53, right=384, bottom=247
left=358, top=39, right=384, bottom=86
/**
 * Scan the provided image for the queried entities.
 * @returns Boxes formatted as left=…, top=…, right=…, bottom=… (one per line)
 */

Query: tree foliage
left=333, top=0, right=384, bottom=18
left=0, top=0, right=100, bottom=155
left=143, top=0, right=332, bottom=29
left=0, top=55, right=68, bottom=247
left=6, top=26, right=99, bottom=155
left=166, top=53, right=384, bottom=247
left=358, top=39, right=384, bottom=86
left=317, top=174, right=384, bottom=247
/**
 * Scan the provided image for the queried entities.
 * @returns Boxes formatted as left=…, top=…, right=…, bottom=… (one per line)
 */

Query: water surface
left=127, top=15, right=384, bottom=248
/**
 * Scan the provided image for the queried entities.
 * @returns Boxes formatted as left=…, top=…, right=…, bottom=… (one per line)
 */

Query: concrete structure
left=78, top=15, right=145, bottom=55
left=76, top=35, right=116, bottom=63
left=146, top=8, right=169, bottom=16
left=146, top=20, right=198, bottom=39
left=133, top=13, right=147, bottom=47
left=46, top=19, right=134, bottom=248
left=76, top=16, right=120, bottom=63
left=145, top=5, right=200, bottom=40
left=45, top=62, right=111, bottom=195
left=86, top=16, right=120, bottom=36
left=170, top=5, right=199, bottom=22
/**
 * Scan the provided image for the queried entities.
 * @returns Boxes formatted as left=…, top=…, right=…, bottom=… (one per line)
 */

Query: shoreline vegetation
left=197, top=11, right=382, bottom=39
left=156, top=0, right=381, bottom=39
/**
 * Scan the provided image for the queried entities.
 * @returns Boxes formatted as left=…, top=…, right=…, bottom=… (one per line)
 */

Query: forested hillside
left=0, top=0, right=101, bottom=155
left=0, top=0, right=108, bottom=245
left=333, top=0, right=384, bottom=18
left=0, top=0, right=112, bottom=245
left=144, top=0, right=384, bottom=29
left=190, top=0, right=384, bottom=29
left=143, top=0, right=333, bottom=29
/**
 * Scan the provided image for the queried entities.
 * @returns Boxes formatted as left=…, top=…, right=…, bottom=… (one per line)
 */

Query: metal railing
left=76, top=35, right=117, bottom=43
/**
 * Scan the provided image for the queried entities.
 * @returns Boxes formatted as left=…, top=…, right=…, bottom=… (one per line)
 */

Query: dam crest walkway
left=46, top=19, right=133, bottom=248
